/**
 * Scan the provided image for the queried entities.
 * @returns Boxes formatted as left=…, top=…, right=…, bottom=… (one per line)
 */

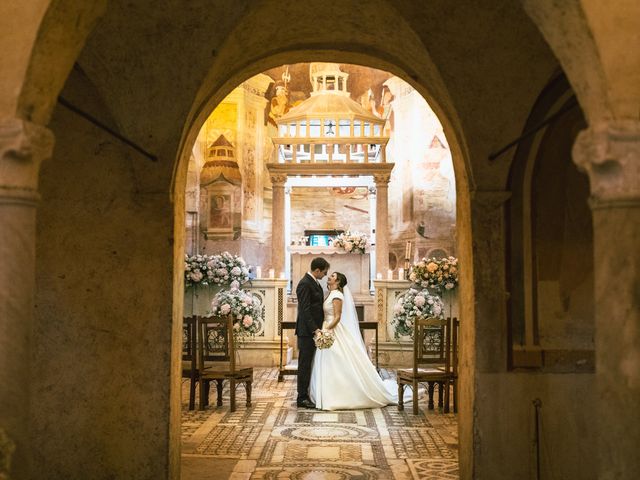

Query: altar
left=288, top=246, right=375, bottom=322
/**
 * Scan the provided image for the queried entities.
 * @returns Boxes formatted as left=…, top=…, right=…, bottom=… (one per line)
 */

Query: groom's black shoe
left=296, top=398, right=316, bottom=409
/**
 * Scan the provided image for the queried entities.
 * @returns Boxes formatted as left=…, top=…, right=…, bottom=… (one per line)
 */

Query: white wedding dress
left=309, top=287, right=399, bottom=410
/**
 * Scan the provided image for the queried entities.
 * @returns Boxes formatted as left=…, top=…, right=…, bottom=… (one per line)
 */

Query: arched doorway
left=5, top=2, right=637, bottom=480
left=174, top=57, right=472, bottom=479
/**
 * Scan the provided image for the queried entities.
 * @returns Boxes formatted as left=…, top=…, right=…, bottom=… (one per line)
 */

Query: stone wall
left=474, top=373, right=596, bottom=479
left=33, top=68, right=174, bottom=479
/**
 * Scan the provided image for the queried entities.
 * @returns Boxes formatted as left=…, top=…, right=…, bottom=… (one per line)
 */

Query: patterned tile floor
left=181, top=368, right=458, bottom=479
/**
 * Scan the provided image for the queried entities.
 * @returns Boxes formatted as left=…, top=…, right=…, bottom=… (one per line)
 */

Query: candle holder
left=404, top=259, right=411, bottom=279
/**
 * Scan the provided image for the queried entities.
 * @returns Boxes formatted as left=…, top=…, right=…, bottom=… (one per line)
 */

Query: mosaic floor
left=181, top=368, right=458, bottom=479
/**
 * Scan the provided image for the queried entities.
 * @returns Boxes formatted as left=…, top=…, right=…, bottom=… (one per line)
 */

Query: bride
left=309, top=272, right=399, bottom=410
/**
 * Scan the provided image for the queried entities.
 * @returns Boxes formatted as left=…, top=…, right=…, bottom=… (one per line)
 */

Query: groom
left=295, top=257, right=329, bottom=409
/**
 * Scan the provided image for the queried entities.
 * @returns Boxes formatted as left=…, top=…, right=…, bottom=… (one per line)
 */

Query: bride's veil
left=341, top=286, right=367, bottom=353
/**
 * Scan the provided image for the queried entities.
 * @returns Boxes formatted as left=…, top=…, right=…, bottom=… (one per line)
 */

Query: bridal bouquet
left=409, top=256, right=459, bottom=292
left=209, top=287, right=262, bottom=337
left=314, top=329, right=335, bottom=349
left=391, top=288, right=444, bottom=339
left=184, top=251, right=250, bottom=288
left=333, top=231, right=368, bottom=254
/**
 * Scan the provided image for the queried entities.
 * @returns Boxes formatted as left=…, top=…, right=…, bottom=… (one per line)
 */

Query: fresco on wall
left=189, top=62, right=457, bottom=267
left=209, top=193, right=232, bottom=229
left=264, top=64, right=395, bottom=127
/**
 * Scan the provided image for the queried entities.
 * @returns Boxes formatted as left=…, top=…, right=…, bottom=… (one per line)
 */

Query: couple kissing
left=295, top=257, right=400, bottom=410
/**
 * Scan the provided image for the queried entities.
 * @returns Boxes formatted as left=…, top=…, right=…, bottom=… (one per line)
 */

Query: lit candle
left=256, top=266, right=262, bottom=278
left=387, top=269, right=393, bottom=280
left=279, top=271, right=285, bottom=279
left=268, top=268, right=275, bottom=279
left=406, top=241, right=412, bottom=260
left=398, top=268, right=404, bottom=279
left=376, top=272, right=382, bottom=280
left=405, top=241, right=410, bottom=259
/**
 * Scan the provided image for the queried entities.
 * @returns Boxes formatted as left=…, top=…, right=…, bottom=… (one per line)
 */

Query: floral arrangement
left=391, top=288, right=444, bottom=339
left=209, top=287, right=261, bottom=338
left=184, top=252, right=250, bottom=288
left=409, top=256, right=459, bottom=292
left=333, top=231, right=368, bottom=254
left=314, top=329, right=335, bottom=349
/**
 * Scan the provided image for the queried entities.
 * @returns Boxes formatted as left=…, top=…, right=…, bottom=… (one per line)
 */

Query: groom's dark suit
left=295, top=273, right=325, bottom=403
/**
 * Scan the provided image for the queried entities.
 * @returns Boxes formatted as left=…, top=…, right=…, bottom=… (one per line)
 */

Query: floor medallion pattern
left=181, top=368, right=458, bottom=479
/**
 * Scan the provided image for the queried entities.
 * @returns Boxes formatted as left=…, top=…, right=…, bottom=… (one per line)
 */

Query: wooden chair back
left=182, top=316, right=199, bottom=410
left=198, top=315, right=234, bottom=372
left=414, top=317, right=451, bottom=375
left=182, top=316, right=198, bottom=366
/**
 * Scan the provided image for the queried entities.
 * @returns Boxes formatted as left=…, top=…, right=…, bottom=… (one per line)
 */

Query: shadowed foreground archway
left=1, top=1, right=638, bottom=479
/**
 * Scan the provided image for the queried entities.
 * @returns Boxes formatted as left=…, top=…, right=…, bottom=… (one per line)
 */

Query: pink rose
left=220, top=304, right=231, bottom=315
left=242, top=315, right=253, bottom=327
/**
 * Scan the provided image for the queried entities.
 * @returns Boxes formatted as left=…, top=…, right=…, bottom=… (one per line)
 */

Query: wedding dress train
left=309, top=287, right=400, bottom=410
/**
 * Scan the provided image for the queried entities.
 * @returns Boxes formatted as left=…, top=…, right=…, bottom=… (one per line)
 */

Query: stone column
left=573, top=121, right=640, bottom=480
left=462, top=190, right=511, bottom=480
left=0, top=118, right=54, bottom=479
left=270, top=173, right=287, bottom=275
left=373, top=172, right=391, bottom=277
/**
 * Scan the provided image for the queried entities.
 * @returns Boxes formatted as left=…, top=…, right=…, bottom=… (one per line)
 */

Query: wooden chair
left=198, top=316, right=253, bottom=412
left=397, top=317, right=452, bottom=415
left=278, top=321, right=298, bottom=382
left=181, top=316, right=199, bottom=410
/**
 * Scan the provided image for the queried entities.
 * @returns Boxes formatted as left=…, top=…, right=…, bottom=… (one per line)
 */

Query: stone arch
left=4, top=1, right=637, bottom=479
left=522, top=0, right=640, bottom=123
left=507, top=72, right=593, bottom=363
left=0, top=1, right=107, bottom=123
left=171, top=50, right=475, bottom=479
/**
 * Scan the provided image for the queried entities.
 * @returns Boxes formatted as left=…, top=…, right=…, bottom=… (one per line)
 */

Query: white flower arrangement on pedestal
left=209, top=287, right=261, bottom=339
left=391, top=288, right=444, bottom=339
left=333, top=231, right=368, bottom=254
left=184, top=252, right=250, bottom=288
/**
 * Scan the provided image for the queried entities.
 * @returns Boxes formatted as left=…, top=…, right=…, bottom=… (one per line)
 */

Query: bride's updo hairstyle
left=335, top=272, right=348, bottom=292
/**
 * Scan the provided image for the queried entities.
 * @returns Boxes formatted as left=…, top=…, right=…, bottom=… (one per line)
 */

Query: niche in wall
left=199, top=135, right=242, bottom=240
left=507, top=74, right=594, bottom=371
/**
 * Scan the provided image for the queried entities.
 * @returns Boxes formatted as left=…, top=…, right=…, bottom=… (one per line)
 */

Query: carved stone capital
left=0, top=118, right=54, bottom=204
left=270, top=173, right=287, bottom=187
left=573, top=121, right=640, bottom=208
left=373, top=172, right=391, bottom=186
